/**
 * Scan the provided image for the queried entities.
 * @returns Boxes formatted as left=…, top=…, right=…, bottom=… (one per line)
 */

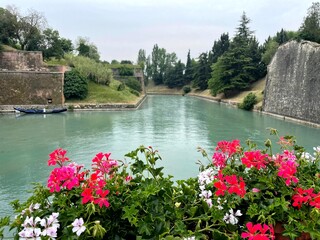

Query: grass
left=66, top=80, right=139, bottom=104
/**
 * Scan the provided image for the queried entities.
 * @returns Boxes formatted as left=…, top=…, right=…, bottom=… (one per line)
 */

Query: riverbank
left=146, top=78, right=266, bottom=109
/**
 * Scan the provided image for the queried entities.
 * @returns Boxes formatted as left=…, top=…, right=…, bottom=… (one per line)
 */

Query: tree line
left=1, top=2, right=319, bottom=98
left=137, top=2, right=320, bottom=96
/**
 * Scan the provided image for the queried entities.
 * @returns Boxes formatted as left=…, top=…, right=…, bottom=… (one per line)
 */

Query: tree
left=137, top=49, right=146, bottom=71
left=0, top=7, right=18, bottom=46
left=39, top=28, right=73, bottom=59
left=145, top=44, right=177, bottom=85
left=208, top=12, right=265, bottom=96
left=193, top=52, right=210, bottom=90
left=209, top=33, right=230, bottom=65
left=164, top=60, right=185, bottom=88
left=76, top=37, right=100, bottom=62
left=184, top=50, right=193, bottom=84
left=64, top=69, right=88, bottom=100
left=7, top=6, right=47, bottom=50
left=299, top=2, right=320, bottom=43
left=261, top=38, right=279, bottom=65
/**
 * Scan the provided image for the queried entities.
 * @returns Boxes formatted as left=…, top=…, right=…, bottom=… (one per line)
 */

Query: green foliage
left=39, top=28, right=73, bottom=60
left=238, top=92, right=257, bottom=110
left=193, top=52, right=210, bottom=90
left=119, top=65, right=134, bottom=76
left=65, top=54, right=112, bottom=86
left=208, top=12, right=266, bottom=96
left=66, top=80, right=138, bottom=104
left=183, top=86, right=191, bottom=94
left=261, top=39, right=279, bottom=65
left=120, top=60, right=132, bottom=64
left=63, top=68, right=88, bottom=100
left=129, top=88, right=140, bottom=96
left=184, top=50, right=193, bottom=84
left=117, top=82, right=125, bottom=91
left=164, top=60, right=185, bottom=88
left=209, top=32, right=230, bottom=65
left=76, top=37, right=100, bottom=62
left=137, top=49, right=146, bottom=72
left=145, top=44, right=178, bottom=86
left=124, top=77, right=142, bottom=92
left=299, top=2, right=320, bottom=43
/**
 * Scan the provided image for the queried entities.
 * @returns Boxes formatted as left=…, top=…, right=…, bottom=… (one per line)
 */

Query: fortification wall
left=263, top=40, right=320, bottom=124
left=0, top=71, right=64, bottom=105
left=0, top=51, right=44, bottom=71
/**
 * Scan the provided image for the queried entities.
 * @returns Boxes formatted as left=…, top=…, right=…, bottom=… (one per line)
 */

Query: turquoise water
left=1, top=95, right=320, bottom=217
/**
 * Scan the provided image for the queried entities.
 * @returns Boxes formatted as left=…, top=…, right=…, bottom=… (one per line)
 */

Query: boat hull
left=14, top=107, right=67, bottom=114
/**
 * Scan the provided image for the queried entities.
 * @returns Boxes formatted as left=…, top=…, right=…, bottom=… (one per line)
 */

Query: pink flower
left=48, top=148, right=69, bottom=166
left=292, top=188, right=314, bottom=208
left=213, top=172, right=246, bottom=198
left=212, top=152, right=227, bottom=168
left=47, top=163, right=84, bottom=193
left=252, top=188, right=260, bottom=193
left=215, top=139, right=241, bottom=157
left=241, top=150, right=269, bottom=170
left=241, top=222, right=274, bottom=240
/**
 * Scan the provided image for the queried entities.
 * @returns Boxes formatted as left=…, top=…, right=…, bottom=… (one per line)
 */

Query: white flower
left=223, top=209, right=242, bottom=225
left=205, top=198, right=213, bottom=208
left=301, top=152, right=315, bottom=161
left=72, top=218, right=86, bottom=236
left=199, top=190, right=212, bottom=199
left=183, top=236, right=195, bottom=240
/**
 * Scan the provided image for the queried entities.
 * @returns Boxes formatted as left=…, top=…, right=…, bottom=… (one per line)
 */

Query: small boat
left=14, top=107, right=67, bottom=114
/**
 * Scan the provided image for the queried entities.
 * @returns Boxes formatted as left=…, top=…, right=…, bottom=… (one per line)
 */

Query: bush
left=64, top=69, right=88, bottom=100
left=183, top=86, right=191, bottom=94
left=129, top=88, right=140, bottom=96
left=119, top=65, right=134, bottom=76
left=124, top=77, right=142, bottom=92
left=65, top=54, right=113, bottom=86
left=238, top=92, right=257, bottom=110
left=117, top=82, right=125, bottom=91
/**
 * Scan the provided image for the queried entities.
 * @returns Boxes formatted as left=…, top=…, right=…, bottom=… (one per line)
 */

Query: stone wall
left=0, top=71, right=64, bottom=105
left=263, top=40, right=320, bottom=124
left=0, top=51, right=65, bottom=107
left=0, top=51, right=44, bottom=71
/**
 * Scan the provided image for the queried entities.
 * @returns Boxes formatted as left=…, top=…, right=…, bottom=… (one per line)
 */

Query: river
left=1, top=95, right=320, bottom=217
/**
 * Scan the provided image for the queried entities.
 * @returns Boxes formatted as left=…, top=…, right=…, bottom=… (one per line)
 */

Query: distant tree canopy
left=208, top=12, right=265, bottom=96
left=76, top=37, right=100, bottom=62
left=299, top=2, right=320, bottom=43
left=0, top=6, right=73, bottom=59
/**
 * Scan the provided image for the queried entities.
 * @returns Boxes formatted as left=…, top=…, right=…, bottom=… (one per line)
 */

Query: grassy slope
left=66, top=80, right=139, bottom=104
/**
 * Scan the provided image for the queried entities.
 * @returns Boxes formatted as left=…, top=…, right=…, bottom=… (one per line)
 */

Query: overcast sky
left=0, top=0, right=314, bottom=62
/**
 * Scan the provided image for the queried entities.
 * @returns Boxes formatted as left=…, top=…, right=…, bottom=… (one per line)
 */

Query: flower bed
left=1, top=129, right=320, bottom=239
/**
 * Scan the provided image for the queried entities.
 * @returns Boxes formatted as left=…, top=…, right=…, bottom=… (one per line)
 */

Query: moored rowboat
left=14, top=107, right=67, bottom=114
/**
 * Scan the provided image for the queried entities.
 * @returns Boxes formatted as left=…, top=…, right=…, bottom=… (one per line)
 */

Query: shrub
left=64, top=69, right=88, bottom=100
left=239, top=92, right=257, bottom=110
left=119, top=65, right=134, bottom=76
left=129, top=88, right=140, bottom=96
left=124, top=77, right=142, bottom=92
left=65, top=54, right=113, bottom=86
left=117, top=82, right=125, bottom=91
left=183, top=86, right=191, bottom=94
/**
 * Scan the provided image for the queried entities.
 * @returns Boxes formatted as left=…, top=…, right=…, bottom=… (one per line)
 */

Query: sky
left=0, top=0, right=315, bottom=63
